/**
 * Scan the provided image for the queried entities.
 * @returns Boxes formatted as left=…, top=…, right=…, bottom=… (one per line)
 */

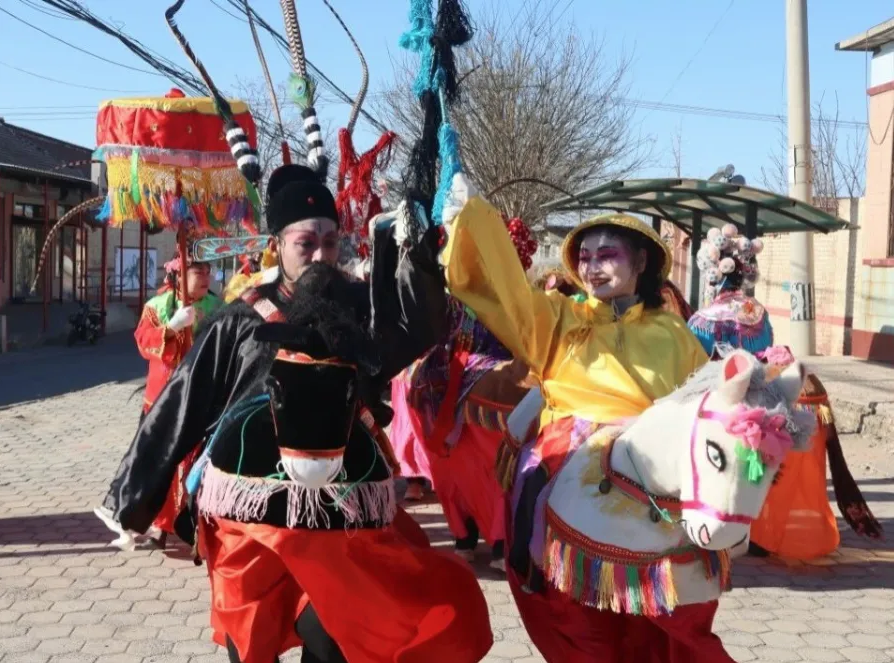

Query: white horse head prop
left=544, top=348, right=814, bottom=615
left=674, top=350, right=812, bottom=550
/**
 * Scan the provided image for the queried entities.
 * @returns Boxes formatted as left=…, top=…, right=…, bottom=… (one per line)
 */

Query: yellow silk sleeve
left=444, top=197, right=569, bottom=375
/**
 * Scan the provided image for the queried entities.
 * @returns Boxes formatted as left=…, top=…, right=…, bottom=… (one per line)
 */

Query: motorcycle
left=67, top=301, right=106, bottom=346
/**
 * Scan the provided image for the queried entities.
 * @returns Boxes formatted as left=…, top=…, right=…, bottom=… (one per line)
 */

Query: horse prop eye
left=706, top=440, right=726, bottom=471
left=265, top=377, right=285, bottom=411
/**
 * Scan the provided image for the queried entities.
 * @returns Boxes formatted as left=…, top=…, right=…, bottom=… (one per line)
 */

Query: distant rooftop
left=0, top=119, right=93, bottom=184
left=836, top=17, right=894, bottom=52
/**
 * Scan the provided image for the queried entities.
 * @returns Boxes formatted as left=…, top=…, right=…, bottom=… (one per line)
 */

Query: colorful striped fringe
left=495, top=430, right=522, bottom=492
left=542, top=508, right=731, bottom=617
left=462, top=397, right=511, bottom=433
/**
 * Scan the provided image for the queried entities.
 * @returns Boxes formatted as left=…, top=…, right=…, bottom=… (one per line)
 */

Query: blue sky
left=0, top=0, right=889, bottom=188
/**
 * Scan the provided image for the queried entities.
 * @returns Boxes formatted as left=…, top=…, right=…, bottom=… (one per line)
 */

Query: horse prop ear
left=774, top=360, right=806, bottom=404
left=716, top=350, right=756, bottom=405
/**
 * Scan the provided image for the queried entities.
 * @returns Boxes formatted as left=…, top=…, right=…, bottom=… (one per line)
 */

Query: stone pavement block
left=748, top=646, right=803, bottom=661
left=0, top=654, right=51, bottom=663
left=488, top=641, right=533, bottom=658
left=70, top=624, right=117, bottom=640
left=840, top=647, right=892, bottom=662
left=846, top=634, right=893, bottom=650
left=80, top=639, right=129, bottom=655
left=124, top=639, right=176, bottom=656
left=799, top=649, right=846, bottom=663
left=35, top=637, right=86, bottom=654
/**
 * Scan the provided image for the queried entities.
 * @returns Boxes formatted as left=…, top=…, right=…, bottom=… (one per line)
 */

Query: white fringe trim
left=197, top=463, right=397, bottom=530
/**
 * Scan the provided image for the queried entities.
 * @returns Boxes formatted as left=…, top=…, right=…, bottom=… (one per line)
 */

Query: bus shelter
left=542, top=178, right=849, bottom=309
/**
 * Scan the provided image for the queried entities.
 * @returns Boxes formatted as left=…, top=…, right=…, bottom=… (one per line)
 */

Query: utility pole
left=786, top=0, right=816, bottom=355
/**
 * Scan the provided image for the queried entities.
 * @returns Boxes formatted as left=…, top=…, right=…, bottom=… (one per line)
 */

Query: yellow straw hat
left=560, top=213, right=673, bottom=289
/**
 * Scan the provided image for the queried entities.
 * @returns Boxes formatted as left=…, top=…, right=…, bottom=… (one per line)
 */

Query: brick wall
left=752, top=198, right=862, bottom=356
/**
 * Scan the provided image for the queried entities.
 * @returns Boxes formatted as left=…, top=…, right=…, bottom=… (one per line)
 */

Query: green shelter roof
left=542, top=178, right=848, bottom=236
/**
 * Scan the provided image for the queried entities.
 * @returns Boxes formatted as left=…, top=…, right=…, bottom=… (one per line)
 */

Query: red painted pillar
left=138, top=223, right=146, bottom=317
left=42, top=181, right=49, bottom=333
left=118, top=223, right=124, bottom=302
left=100, top=220, right=108, bottom=334
left=71, top=213, right=78, bottom=301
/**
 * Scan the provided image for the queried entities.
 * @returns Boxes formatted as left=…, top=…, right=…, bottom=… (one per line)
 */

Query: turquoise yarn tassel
left=398, top=0, right=436, bottom=99
left=432, top=120, right=462, bottom=224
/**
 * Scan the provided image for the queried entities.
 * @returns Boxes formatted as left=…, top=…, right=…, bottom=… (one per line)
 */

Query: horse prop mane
left=539, top=349, right=814, bottom=616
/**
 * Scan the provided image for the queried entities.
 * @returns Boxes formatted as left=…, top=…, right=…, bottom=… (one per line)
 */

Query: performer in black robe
left=96, top=166, right=491, bottom=663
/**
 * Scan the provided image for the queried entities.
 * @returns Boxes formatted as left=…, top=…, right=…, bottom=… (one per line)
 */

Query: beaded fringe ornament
left=542, top=507, right=731, bottom=617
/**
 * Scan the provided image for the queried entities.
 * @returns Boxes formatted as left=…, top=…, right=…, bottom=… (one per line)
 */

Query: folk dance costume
left=133, top=252, right=222, bottom=537
left=406, top=221, right=537, bottom=567
left=408, top=298, right=534, bottom=567
left=390, top=367, right=433, bottom=498
left=98, top=166, right=491, bottom=663
left=688, top=225, right=881, bottom=560
left=439, top=176, right=760, bottom=662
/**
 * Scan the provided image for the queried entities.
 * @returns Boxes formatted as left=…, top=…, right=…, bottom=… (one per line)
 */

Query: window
left=12, top=203, right=45, bottom=220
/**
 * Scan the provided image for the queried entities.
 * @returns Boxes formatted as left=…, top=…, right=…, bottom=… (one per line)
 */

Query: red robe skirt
left=428, top=419, right=506, bottom=546
left=199, top=510, right=493, bottom=663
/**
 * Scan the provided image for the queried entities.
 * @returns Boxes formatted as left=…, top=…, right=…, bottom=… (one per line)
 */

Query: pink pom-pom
left=722, top=223, right=738, bottom=238
left=751, top=238, right=764, bottom=254
left=719, top=257, right=736, bottom=274
left=707, top=227, right=721, bottom=240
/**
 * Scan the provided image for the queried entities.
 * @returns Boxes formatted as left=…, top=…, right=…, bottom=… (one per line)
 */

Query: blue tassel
left=96, top=197, right=111, bottom=221
left=431, top=120, right=462, bottom=224
left=398, top=0, right=436, bottom=99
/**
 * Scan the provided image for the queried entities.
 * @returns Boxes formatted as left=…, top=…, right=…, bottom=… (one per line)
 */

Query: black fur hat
left=265, top=164, right=338, bottom=235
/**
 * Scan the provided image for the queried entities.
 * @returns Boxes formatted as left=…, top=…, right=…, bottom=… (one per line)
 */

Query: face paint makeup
left=576, top=231, right=645, bottom=301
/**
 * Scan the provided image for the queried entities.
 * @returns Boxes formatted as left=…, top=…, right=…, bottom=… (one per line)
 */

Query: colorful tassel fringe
left=542, top=508, right=731, bottom=617
left=688, top=313, right=774, bottom=356
left=101, top=150, right=260, bottom=231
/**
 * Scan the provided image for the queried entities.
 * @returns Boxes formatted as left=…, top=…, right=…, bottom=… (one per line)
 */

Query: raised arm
left=368, top=216, right=449, bottom=383
left=442, top=194, right=564, bottom=376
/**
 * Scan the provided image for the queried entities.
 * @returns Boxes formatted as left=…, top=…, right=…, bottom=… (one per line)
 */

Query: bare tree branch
left=760, top=93, right=866, bottom=211
left=373, top=1, right=649, bottom=229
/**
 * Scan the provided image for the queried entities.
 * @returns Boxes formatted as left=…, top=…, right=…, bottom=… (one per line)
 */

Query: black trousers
left=225, top=603, right=347, bottom=663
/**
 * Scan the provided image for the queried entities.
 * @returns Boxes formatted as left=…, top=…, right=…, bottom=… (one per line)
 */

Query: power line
left=0, top=96, right=871, bottom=131
left=0, top=5, right=163, bottom=76
left=655, top=0, right=736, bottom=106
left=212, top=0, right=390, bottom=134
left=0, top=60, right=145, bottom=93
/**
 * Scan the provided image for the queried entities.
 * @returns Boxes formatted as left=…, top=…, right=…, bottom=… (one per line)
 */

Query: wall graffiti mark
left=790, top=281, right=815, bottom=322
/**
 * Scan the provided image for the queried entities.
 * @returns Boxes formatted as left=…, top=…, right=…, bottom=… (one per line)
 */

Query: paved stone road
left=1, top=381, right=893, bottom=662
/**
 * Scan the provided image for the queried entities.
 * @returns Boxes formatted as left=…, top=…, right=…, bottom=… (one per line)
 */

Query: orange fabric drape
left=749, top=400, right=840, bottom=559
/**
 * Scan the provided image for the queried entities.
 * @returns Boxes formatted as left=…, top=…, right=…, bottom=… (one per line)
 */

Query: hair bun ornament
left=719, top=257, right=737, bottom=274
left=697, top=223, right=762, bottom=294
